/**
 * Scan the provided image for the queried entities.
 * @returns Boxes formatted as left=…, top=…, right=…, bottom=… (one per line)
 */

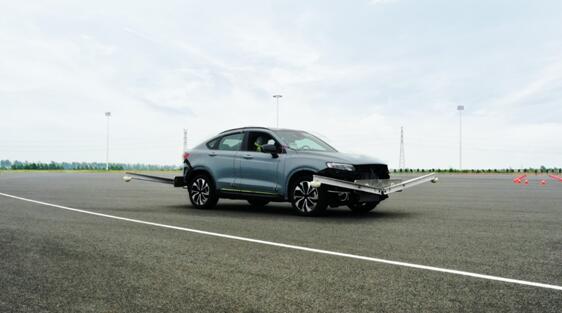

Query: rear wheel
left=289, top=175, right=327, bottom=216
left=188, top=174, right=218, bottom=209
left=347, top=201, right=379, bottom=214
left=247, top=199, right=270, bottom=207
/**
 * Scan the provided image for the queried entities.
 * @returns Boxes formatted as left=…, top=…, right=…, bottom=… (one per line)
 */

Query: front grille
left=354, top=164, right=390, bottom=180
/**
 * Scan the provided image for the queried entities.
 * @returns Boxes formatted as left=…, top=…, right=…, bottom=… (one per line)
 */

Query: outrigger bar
left=311, top=173, right=438, bottom=196
left=123, top=172, right=186, bottom=187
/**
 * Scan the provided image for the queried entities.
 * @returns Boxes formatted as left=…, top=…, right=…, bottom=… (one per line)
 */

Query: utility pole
left=273, top=95, right=282, bottom=127
left=457, top=105, right=464, bottom=171
left=399, top=126, right=405, bottom=170
left=105, top=112, right=111, bottom=171
left=183, top=128, right=188, bottom=152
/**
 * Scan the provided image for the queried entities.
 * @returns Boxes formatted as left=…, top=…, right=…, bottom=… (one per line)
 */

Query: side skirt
left=218, top=188, right=284, bottom=202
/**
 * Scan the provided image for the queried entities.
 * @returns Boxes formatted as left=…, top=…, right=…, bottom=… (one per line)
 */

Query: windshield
left=274, top=130, right=337, bottom=152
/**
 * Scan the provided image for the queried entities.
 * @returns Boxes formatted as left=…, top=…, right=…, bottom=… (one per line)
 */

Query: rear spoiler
left=311, top=173, right=438, bottom=196
left=123, top=172, right=187, bottom=187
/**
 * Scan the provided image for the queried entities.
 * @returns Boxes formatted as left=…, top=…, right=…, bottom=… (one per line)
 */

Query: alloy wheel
left=191, top=178, right=210, bottom=206
left=293, top=181, right=319, bottom=213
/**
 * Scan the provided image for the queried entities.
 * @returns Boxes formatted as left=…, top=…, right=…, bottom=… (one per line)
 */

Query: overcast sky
left=1, top=0, right=561, bottom=168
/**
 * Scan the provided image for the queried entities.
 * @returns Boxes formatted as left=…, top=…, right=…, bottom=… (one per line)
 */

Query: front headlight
left=326, top=162, right=355, bottom=171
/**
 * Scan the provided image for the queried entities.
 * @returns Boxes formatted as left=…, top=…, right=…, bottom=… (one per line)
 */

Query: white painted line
left=1, top=191, right=561, bottom=291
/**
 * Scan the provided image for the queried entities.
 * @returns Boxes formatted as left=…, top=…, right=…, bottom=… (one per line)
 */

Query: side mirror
left=261, top=144, right=279, bottom=157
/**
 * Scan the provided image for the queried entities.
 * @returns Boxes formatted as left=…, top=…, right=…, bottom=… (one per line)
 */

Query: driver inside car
left=254, top=136, right=267, bottom=152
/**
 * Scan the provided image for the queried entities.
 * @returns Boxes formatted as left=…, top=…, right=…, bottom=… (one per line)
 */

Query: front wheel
left=347, top=201, right=379, bottom=214
left=188, top=174, right=218, bottom=209
left=290, top=175, right=327, bottom=216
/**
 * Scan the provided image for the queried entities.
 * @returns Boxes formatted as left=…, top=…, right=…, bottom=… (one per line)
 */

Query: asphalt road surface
left=1, top=172, right=561, bottom=312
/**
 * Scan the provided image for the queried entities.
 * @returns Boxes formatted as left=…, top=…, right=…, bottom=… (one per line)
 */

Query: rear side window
left=206, top=138, right=219, bottom=149
left=217, top=133, right=244, bottom=151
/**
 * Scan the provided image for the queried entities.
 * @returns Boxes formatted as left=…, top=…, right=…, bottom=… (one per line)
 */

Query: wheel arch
left=185, top=167, right=216, bottom=189
left=285, top=168, right=317, bottom=200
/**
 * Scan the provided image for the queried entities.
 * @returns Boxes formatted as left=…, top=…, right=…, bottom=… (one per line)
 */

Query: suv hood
left=295, top=151, right=386, bottom=165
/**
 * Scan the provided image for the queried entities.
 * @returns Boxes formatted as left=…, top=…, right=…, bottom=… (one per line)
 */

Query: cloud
left=368, top=0, right=398, bottom=5
left=138, top=98, right=195, bottom=117
left=489, top=61, right=562, bottom=114
left=1, top=0, right=561, bottom=168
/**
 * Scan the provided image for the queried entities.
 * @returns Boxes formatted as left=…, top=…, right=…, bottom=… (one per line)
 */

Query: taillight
left=182, top=152, right=191, bottom=160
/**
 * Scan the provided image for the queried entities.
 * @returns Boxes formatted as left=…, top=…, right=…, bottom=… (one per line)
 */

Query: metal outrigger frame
left=123, top=172, right=187, bottom=187
left=311, top=173, right=438, bottom=196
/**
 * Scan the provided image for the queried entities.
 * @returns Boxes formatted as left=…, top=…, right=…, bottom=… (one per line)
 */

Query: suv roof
left=219, top=126, right=272, bottom=134
left=219, top=127, right=309, bottom=134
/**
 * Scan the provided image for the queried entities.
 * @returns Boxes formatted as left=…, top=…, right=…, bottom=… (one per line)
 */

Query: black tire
left=188, top=173, right=218, bottom=209
left=247, top=199, right=270, bottom=207
left=347, top=201, right=379, bottom=214
left=289, top=174, right=327, bottom=216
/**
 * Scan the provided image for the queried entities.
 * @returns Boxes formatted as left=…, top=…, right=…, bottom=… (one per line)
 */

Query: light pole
left=105, top=112, right=111, bottom=171
left=273, top=95, right=282, bottom=127
left=457, top=105, right=464, bottom=171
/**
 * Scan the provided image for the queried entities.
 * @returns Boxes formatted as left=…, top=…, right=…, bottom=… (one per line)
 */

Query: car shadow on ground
left=164, top=202, right=417, bottom=220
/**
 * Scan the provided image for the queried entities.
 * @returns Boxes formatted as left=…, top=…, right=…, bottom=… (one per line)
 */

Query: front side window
left=274, top=130, right=337, bottom=152
left=246, top=132, right=278, bottom=152
left=217, top=133, right=244, bottom=151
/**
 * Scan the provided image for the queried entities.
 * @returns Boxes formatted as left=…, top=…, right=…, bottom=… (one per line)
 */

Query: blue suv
left=183, top=127, right=390, bottom=215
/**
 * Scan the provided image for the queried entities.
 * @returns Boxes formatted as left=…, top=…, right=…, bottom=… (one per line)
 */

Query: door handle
left=243, top=154, right=253, bottom=159
left=208, top=152, right=217, bottom=157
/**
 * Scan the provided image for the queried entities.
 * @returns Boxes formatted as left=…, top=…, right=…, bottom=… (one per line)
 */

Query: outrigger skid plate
left=311, top=173, right=438, bottom=196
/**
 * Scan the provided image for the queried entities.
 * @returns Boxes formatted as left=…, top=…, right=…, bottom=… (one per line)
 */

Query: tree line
left=1, top=160, right=559, bottom=173
left=0, top=160, right=180, bottom=171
